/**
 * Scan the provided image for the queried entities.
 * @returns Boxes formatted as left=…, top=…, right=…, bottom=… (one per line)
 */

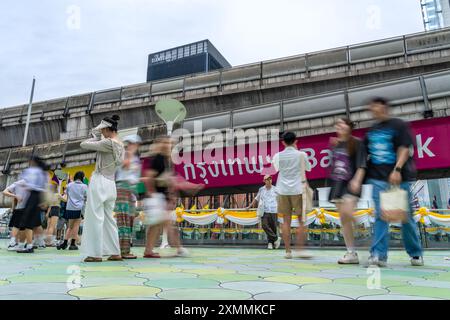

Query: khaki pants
left=277, top=195, right=303, bottom=217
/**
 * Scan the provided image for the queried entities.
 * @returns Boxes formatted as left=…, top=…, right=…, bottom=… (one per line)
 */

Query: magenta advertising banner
left=173, top=117, right=450, bottom=189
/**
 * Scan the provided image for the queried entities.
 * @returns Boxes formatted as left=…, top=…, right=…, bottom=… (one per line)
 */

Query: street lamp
left=155, top=98, right=187, bottom=136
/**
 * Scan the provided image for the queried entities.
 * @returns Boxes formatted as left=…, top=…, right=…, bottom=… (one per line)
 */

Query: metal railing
left=1, top=67, right=450, bottom=166
left=2, top=27, right=450, bottom=122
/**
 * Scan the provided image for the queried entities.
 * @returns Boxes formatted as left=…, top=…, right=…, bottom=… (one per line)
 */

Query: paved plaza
left=0, top=242, right=449, bottom=300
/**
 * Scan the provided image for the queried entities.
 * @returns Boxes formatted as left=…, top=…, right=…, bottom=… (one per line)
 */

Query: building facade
left=146, top=40, right=231, bottom=82
left=421, top=0, right=450, bottom=30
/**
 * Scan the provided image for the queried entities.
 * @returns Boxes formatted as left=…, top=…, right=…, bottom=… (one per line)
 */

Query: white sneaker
left=7, top=243, right=18, bottom=251
left=267, top=243, right=274, bottom=250
left=338, top=252, right=360, bottom=265
left=411, top=256, right=424, bottom=267
left=293, top=250, right=313, bottom=259
left=176, top=247, right=190, bottom=257
left=285, top=252, right=293, bottom=259
left=366, top=256, right=387, bottom=268
left=274, top=237, right=282, bottom=249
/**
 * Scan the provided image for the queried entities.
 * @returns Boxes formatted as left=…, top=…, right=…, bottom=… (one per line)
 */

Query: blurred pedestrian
left=142, top=136, right=189, bottom=258
left=361, top=97, right=423, bottom=267
left=17, top=156, right=49, bottom=253
left=114, top=134, right=142, bottom=259
left=328, top=118, right=367, bottom=265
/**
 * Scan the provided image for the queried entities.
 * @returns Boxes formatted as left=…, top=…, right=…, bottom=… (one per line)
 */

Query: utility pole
left=22, top=77, right=36, bottom=147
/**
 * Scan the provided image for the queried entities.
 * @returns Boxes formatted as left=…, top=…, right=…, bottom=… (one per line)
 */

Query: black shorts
left=65, top=210, right=82, bottom=220
left=49, top=206, right=60, bottom=218
left=19, top=191, right=43, bottom=230
left=329, top=180, right=360, bottom=203
left=9, top=209, right=24, bottom=229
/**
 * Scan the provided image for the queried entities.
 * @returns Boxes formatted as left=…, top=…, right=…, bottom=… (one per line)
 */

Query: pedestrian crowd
left=2, top=98, right=425, bottom=267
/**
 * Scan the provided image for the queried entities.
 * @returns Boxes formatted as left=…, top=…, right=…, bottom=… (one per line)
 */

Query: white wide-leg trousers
left=81, top=173, right=120, bottom=258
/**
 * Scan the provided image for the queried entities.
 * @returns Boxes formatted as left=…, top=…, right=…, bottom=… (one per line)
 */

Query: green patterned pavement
left=0, top=241, right=449, bottom=300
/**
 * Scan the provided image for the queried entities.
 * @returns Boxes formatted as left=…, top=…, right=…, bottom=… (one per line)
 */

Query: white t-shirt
left=272, top=147, right=311, bottom=196
left=66, top=181, right=88, bottom=211
left=5, top=180, right=29, bottom=210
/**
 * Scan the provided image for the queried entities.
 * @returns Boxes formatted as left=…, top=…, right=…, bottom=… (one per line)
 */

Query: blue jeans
left=368, top=179, right=423, bottom=261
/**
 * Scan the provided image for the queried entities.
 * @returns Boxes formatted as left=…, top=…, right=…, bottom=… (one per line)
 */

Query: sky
left=0, top=0, right=424, bottom=108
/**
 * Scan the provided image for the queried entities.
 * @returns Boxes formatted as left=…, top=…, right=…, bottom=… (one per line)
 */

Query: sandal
left=107, top=255, right=123, bottom=261
left=84, top=257, right=102, bottom=263
left=143, top=253, right=161, bottom=259
left=122, top=254, right=138, bottom=260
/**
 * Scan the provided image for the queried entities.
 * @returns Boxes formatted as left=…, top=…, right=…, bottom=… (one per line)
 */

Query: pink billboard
left=173, top=117, right=450, bottom=189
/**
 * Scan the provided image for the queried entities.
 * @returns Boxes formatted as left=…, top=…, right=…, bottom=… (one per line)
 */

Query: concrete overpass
left=1, top=28, right=450, bottom=206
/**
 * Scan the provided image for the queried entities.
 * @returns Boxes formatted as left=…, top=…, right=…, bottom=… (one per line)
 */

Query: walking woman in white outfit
left=80, top=115, right=125, bottom=263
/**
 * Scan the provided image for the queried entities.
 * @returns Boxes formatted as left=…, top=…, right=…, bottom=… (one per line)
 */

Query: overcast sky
left=0, top=0, right=424, bottom=108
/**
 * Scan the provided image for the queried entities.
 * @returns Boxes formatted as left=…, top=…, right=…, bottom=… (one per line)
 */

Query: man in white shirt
left=247, top=175, right=281, bottom=250
left=272, top=132, right=312, bottom=259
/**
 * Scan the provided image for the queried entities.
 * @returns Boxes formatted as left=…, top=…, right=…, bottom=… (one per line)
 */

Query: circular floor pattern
left=379, top=269, right=440, bottom=279
left=80, top=266, right=131, bottom=272
left=170, top=264, right=219, bottom=270
left=220, top=281, right=299, bottom=294
left=0, top=282, right=70, bottom=295
left=182, top=268, right=236, bottom=275
left=130, top=267, right=181, bottom=273
left=334, top=277, right=406, bottom=288
left=306, top=272, right=356, bottom=280
left=80, top=271, right=137, bottom=278
left=218, top=264, right=269, bottom=271
left=145, top=278, right=220, bottom=289
left=21, top=268, right=80, bottom=276
left=199, top=274, right=260, bottom=282
left=388, top=285, right=450, bottom=299
left=264, top=275, right=332, bottom=285
left=300, top=283, right=388, bottom=299
left=0, top=293, right=79, bottom=300
left=424, top=272, right=450, bottom=281
left=357, top=294, right=442, bottom=300
left=81, top=277, right=147, bottom=287
left=69, top=285, right=161, bottom=299
left=1, top=243, right=449, bottom=301
left=253, top=290, right=351, bottom=300
left=7, top=274, right=75, bottom=284
left=158, top=288, right=252, bottom=300
left=238, top=270, right=297, bottom=278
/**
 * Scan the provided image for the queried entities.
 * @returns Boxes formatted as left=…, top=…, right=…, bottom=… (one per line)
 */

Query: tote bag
left=380, top=187, right=409, bottom=223
left=257, top=198, right=265, bottom=218
left=143, top=193, right=168, bottom=226
left=300, top=152, right=314, bottom=214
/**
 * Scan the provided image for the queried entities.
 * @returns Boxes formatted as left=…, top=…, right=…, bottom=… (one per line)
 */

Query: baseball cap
left=123, top=134, right=142, bottom=144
